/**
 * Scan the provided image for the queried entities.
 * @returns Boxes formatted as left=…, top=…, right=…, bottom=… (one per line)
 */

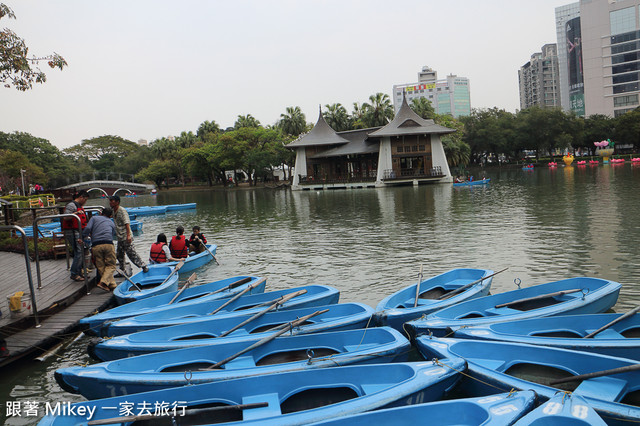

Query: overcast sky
left=1, top=0, right=572, bottom=149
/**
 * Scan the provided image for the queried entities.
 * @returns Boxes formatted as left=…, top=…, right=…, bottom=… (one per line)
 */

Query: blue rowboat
left=89, top=303, right=374, bottom=361
left=415, top=337, right=640, bottom=426
left=313, top=391, right=537, bottom=426
left=80, top=276, right=266, bottom=336
left=112, top=266, right=179, bottom=305
left=125, top=206, right=167, bottom=216
left=147, top=244, right=217, bottom=274
left=453, top=178, right=491, bottom=187
left=57, top=327, right=410, bottom=399
left=164, top=202, right=196, bottom=211
left=405, top=277, right=621, bottom=338
left=128, top=219, right=142, bottom=233
left=101, top=285, right=340, bottom=337
left=38, top=360, right=465, bottom=426
left=373, top=268, right=494, bottom=332
left=453, top=313, right=640, bottom=360
left=514, top=393, right=606, bottom=425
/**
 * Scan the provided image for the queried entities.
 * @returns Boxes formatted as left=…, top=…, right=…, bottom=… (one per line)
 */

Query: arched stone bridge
left=56, top=180, right=156, bottom=197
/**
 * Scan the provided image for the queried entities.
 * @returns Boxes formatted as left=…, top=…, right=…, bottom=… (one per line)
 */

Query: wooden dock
left=0, top=252, right=115, bottom=367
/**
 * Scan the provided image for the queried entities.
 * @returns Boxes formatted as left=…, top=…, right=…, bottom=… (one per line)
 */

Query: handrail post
left=0, top=225, right=40, bottom=327
left=33, top=213, right=90, bottom=295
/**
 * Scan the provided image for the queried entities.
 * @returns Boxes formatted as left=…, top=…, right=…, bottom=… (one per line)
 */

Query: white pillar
left=375, top=137, right=392, bottom=186
left=291, top=148, right=307, bottom=190
left=431, top=136, right=453, bottom=183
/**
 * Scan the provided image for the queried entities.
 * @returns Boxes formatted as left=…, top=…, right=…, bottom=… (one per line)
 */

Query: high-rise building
left=555, top=0, right=640, bottom=117
left=518, top=44, right=562, bottom=110
left=393, top=66, right=471, bottom=118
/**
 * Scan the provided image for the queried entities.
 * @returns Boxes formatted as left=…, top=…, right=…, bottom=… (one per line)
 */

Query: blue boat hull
left=514, top=393, right=606, bottom=425
left=415, top=337, right=640, bottom=426
left=39, top=360, right=465, bottom=426
left=313, top=391, right=537, bottom=426
left=80, top=276, right=266, bottom=336
left=101, top=284, right=340, bottom=337
left=57, top=327, right=410, bottom=399
left=406, top=277, right=621, bottom=338
left=373, top=268, right=494, bottom=331
left=125, top=206, right=167, bottom=216
left=112, top=266, right=179, bottom=305
left=164, top=203, right=196, bottom=211
left=453, top=178, right=491, bottom=187
left=89, top=303, right=374, bottom=360
left=453, top=313, right=640, bottom=360
left=147, top=244, right=216, bottom=274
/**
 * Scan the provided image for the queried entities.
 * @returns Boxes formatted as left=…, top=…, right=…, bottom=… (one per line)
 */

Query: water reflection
left=2, top=164, right=640, bottom=421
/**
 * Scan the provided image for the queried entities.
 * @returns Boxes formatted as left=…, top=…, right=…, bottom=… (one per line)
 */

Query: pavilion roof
left=286, top=108, right=350, bottom=148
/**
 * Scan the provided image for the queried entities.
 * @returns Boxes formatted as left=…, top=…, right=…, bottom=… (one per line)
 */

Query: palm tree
left=350, top=102, right=366, bottom=129
left=234, top=114, right=261, bottom=129
left=410, top=97, right=436, bottom=120
left=196, top=120, right=220, bottom=139
left=323, top=103, right=350, bottom=131
left=362, top=93, right=394, bottom=127
left=278, top=106, right=307, bottom=136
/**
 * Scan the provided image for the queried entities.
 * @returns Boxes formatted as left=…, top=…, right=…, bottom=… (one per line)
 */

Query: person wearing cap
left=109, top=195, right=149, bottom=274
left=83, top=207, right=117, bottom=291
left=63, top=190, right=89, bottom=281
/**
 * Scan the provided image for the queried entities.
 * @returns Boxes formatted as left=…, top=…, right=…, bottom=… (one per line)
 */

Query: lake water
left=3, top=163, right=640, bottom=424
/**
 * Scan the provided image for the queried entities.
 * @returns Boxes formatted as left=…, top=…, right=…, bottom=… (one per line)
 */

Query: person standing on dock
left=62, top=190, right=89, bottom=282
left=188, top=225, right=207, bottom=254
left=169, top=226, right=189, bottom=259
left=83, top=207, right=117, bottom=291
left=109, top=195, right=149, bottom=275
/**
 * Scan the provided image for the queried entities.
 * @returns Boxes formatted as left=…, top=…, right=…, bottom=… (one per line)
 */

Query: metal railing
left=33, top=214, right=89, bottom=294
left=0, top=225, right=40, bottom=327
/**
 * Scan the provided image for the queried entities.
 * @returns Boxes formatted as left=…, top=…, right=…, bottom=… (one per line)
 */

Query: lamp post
left=20, top=169, right=27, bottom=196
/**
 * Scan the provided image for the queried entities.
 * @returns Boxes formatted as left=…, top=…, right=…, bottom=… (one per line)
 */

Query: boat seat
left=574, top=376, right=628, bottom=401
left=242, top=393, right=281, bottom=420
left=224, top=355, right=256, bottom=369
left=587, top=329, right=625, bottom=339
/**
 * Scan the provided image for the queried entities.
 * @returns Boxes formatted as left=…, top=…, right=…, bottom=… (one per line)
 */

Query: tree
left=362, top=92, right=394, bottom=127
left=1, top=4, right=67, bottom=90
left=461, top=108, right=516, bottom=162
left=196, top=120, right=220, bottom=139
left=435, top=115, right=470, bottom=167
left=323, top=103, right=350, bottom=131
left=614, top=108, right=640, bottom=151
left=136, top=159, right=179, bottom=188
left=0, top=149, right=46, bottom=192
left=64, top=135, right=139, bottom=162
left=234, top=114, right=261, bottom=129
left=278, top=106, right=307, bottom=136
left=581, top=114, right=614, bottom=155
left=350, top=102, right=367, bottom=129
left=410, top=97, right=436, bottom=120
left=514, top=107, right=582, bottom=158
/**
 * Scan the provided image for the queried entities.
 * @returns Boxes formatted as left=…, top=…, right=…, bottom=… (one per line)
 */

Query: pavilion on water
left=287, top=96, right=455, bottom=190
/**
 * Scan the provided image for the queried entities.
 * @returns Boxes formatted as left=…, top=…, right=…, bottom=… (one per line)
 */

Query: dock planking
left=0, top=252, right=117, bottom=367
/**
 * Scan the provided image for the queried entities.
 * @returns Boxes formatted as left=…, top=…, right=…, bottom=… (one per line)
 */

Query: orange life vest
left=149, top=242, right=167, bottom=263
left=169, top=235, right=189, bottom=258
left=62, top=204, right=88, bottom=230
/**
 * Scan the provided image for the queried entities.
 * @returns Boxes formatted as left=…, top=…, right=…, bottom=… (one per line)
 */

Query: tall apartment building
left=393, top=66, right=471, bottom=118
left=518, top=44, right=562, bottom=110
left=555, top=0, right=640, bottom=117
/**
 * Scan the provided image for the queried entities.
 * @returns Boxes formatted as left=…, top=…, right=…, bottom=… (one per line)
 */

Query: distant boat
left=453, top=178, right=490, bottom=187
left=548, top=162, right=558, bottom=167
left=589, top=160, right=599, bottom=165
left=577, top=160, right=586, bottom=166
left=522, top=164, right=534, bottom=170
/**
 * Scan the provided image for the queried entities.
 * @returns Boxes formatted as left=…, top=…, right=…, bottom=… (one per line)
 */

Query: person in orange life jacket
left=169, top=226, right=189, bottom=259
left=63, top=190, right=89, bottom=281
left=188, top=225, right=207, bottom=254
left=149, top=233, right=180, bottom=264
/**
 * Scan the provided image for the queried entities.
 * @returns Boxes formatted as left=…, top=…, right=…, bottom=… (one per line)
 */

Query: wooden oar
left=217, top=290, right=308, bottom=338
left=414, top=264, right=424, bottom=307
left=87, top=402, right=269, bottom=425
left=115, top=268, right=142, bottom=292
left=208, top=280, right=266, bottom=316
left=203, top=309, right=329, bottom=370
left=437, top=268, right=509, bottom=301
left=494, top=288, right=582, bottom=309
left=168, top=273, right=197, bottom=304
left=203, top=243, right=220, bottom=265
left=207, top=277, right=258, bottom=296
left=584, top=305, right=640, bottom=338
left=550, top=363, right=640, bottom=386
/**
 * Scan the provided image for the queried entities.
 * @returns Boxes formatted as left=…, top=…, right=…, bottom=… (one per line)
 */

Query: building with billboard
left=392, top=66, right=471, bottom=118
left=555, top=0, right=640, bottom=117
left=518, top=44, right=562, bottom=110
